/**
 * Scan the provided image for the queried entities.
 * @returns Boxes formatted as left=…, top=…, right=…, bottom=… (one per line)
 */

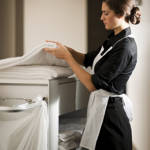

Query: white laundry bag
left=0, top=97, right=48, bottom=150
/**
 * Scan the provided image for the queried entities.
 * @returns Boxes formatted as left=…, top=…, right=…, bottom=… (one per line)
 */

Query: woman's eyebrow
left=101, top=10, right=108, bottom=13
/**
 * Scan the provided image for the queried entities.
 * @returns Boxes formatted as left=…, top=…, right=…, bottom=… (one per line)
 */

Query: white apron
left=80, top=35, right=134, bottom=150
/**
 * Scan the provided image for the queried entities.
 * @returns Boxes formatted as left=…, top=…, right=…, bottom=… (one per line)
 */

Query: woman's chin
left=104, top=26, right=109, bottom=30
left=104, top=25, right=112, bottom=31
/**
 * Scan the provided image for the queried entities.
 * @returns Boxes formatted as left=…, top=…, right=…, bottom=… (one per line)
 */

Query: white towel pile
left=0, top=42, right=68, bottom=70
left=59, top=131, right=82, bottom=150
left=0, top=42, right=73, bottom=80
left=0, top=65, right=72, bottom=80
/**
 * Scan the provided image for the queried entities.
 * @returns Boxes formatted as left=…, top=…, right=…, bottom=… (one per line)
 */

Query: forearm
left=43, top=42, right=94, bottom=91
left=65, top=46, right=85, bottom=66
left=66, top=54, right=96, bottom=92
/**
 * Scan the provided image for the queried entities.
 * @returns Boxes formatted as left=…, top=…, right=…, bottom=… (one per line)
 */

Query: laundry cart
left=0, top=77, right=77, bottom=150
left=0, top=95, right=48, bottom=150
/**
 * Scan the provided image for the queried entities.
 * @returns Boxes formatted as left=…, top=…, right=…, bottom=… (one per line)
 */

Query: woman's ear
left=116, top=13, right=124, bottom=19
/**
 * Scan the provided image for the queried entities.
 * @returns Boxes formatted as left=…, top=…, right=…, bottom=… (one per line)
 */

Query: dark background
left=88, top=0, right=108, bottom=52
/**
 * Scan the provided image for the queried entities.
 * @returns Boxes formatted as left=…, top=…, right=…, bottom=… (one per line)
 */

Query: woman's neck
left=114, top=22, right=130, bottom=35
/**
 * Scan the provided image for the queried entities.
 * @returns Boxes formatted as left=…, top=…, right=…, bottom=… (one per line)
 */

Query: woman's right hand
left=43, top=40, right=72, bottom=61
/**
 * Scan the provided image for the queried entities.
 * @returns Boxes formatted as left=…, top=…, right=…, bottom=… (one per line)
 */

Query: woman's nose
left=100, top=14, right=103, bottom=21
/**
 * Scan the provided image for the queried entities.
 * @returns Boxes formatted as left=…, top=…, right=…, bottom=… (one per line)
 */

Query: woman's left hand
left=43, top=40, right=71, bottom=60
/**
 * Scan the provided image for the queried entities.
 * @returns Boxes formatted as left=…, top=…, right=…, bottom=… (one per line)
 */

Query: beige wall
left=128, top=0, right=150, bottom=149
left=23, top=0, right=87, bottom=53
left=0, top=0, right=16, bottom=58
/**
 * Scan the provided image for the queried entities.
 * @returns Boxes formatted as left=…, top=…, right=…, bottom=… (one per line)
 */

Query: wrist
left=65, top=52, right=74, bottom=63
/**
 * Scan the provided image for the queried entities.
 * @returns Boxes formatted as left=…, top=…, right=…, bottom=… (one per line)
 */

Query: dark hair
left=102, top=0, right=141, bottom=25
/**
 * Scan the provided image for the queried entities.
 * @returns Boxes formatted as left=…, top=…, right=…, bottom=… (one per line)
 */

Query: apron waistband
left=108, top=96, right=123, bottom=104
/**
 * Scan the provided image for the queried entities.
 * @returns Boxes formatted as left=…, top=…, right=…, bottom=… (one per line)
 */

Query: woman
left=43, top=0, right=141, bottom=149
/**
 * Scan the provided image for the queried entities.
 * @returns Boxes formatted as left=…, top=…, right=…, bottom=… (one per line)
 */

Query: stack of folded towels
left=59, top=109, right=87, bottom=150
left=59, top=130, right=82, bottom=150
left=0, top=42, right=73, bottom=80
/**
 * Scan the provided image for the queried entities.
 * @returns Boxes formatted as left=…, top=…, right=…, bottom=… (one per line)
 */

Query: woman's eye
left=104, top=12, right=109, bottom=16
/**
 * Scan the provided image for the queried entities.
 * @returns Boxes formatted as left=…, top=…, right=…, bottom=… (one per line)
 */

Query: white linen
left=59, top=131, right=81, bottom=150
left=0, top=42, right=73, bottom=80
left=0, top=65, right=73, bottom=80
left=0, top=97, right=48, bottom=150
left=0, top=42, right=68, bottom=70
left=59, top=131, right=81, bottom=142
left=59, top=140, right=78, bottom=150
left=0, top=42, right=72, bottom=150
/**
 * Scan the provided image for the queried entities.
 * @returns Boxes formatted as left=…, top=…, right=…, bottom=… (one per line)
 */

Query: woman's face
left=100, top=2, right=123, bottom=30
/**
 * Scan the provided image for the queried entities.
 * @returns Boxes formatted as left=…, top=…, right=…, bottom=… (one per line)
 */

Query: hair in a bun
left=130, top=7, right=141, bottom=25
left=102, top=0, right=141, bottom=25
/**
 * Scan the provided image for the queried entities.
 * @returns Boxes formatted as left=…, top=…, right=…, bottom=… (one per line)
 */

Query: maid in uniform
left=43, top=0, right=141, bottom=149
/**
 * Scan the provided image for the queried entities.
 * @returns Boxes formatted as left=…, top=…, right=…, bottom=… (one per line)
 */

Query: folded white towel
left=0, top=42, right=68, bottom=70
left=0, top=42, right=73, bottom=80
left=59, top=131, right=82, bottom=150
left=59, top=140, right=78, bottom=150
left=59, top=131, right=75, bottom=141
left=0, top=65, right=73, bottom=80
left=59, top=131, right=82, bottom=142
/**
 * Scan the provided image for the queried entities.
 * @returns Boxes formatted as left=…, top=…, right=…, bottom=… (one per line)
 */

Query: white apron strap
left=120, top=94, right=133, bottom=121
left=91, top=34, right=134, bottom=74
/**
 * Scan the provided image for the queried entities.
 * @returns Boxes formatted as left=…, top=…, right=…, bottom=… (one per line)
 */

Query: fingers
left=45, top=40, right=59, bottom=45
left=43, top=48, right=53, bottom=52
left=43, top=48, right=55, bottom=55
left=45, top=40, right=63, bottom=47
left=44, top=40, right=67, bottom=54
left=45, top=40, right=56, bottom=43
left=43, top=48, right=49, bottom=51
